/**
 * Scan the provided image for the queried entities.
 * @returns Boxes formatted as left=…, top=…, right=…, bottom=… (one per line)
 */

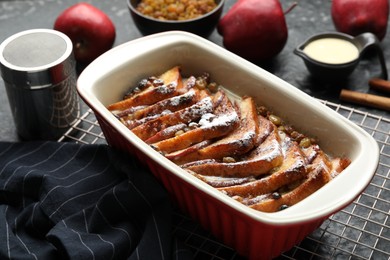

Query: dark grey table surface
left=1, top=0, right=389, bottom=141
left=1, top=1, right=389, bottom=259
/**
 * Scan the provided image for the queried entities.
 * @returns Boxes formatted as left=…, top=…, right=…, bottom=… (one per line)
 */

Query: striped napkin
left=0, top=142, right=192, bottom=259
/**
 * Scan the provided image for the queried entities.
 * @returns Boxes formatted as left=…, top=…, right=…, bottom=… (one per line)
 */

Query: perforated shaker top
left=0, top=29, right=74, bottom=87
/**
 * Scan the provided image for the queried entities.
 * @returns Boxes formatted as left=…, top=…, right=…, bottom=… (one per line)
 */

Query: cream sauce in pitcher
left=303, top=38, right=359, bottom=64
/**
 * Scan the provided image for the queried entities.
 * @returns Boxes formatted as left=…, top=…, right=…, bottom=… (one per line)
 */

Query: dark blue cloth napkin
left=0, top=141, right=193, bottom=260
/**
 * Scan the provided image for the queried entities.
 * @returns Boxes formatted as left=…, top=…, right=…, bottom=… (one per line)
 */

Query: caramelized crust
left=108, top=66, right=183, bottom=111
left=246, top=153, right=336, bottom=213
left=181, top=126, right=283, bottom=177
left=145, top=123, right=188, bottom=144
left=131, top=96, right=214, bottom=140
left=219, top=136, right=308, bottom=195
left=166, top=96, right=258, bottom=163
left=131, top=88, right=199, bottom=120
left=119, top=88, right=202, bottom=129
left=107, top=66, right=351, bottom=213
left=189, top=171, right=257, bottom=187
left=246, top=170, right=329, bottom=213
left=256, top=115, right=274, bottom=144
left=150, top=90, right=239, bottom=154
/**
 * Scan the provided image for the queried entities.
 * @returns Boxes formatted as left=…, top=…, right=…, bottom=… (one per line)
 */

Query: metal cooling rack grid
left=58, top=101, right=390, bottom=260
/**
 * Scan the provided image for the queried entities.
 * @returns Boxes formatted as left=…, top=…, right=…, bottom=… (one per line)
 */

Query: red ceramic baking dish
left=77, top=31, right=379, bottom=259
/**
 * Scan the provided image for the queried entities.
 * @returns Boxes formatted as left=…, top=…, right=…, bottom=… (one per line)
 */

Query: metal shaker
left=0, top=29, right=79, bottom=140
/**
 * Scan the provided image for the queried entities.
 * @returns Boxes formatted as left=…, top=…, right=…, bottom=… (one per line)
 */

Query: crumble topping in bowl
left=136, top=0, right=218, bottom=20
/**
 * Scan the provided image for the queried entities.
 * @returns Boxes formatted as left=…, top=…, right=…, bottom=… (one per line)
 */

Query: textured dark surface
left=0, top=1, right=389, bottom=259
left=1, top=0, right=389, bottom=141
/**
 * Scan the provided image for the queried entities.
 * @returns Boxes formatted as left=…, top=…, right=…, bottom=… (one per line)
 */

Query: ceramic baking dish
left=77, top=31, right=379, bottom=259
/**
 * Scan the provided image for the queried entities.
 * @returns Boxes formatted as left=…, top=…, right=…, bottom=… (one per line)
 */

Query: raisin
left=272, top=192, right=281, bottom=199
left=279, top=204, right=289, bottom=211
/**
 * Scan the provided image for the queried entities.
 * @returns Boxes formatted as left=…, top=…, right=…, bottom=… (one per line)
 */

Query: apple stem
left=284, top=1, right=298, bottom=15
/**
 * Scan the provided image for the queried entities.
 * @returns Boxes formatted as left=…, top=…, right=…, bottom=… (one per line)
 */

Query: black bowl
left=127, top=0, right=225, bottom=37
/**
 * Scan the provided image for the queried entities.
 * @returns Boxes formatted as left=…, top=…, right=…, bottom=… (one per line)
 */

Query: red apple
left=54, top=2, right=116, bottom=64
left=217, top=0, right=288, bottom=62
left=331, top=0, right=389, bottom=41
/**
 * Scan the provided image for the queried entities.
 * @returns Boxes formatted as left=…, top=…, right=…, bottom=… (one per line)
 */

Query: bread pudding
left=108, top=66, right=351, bottom=213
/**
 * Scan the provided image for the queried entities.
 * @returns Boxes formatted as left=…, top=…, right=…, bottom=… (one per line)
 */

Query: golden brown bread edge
left=108, top=66, right=351, bottom=213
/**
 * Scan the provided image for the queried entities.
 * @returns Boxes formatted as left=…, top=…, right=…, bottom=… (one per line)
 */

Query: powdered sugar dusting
left=179, top=97, right=213, bottom=121
left=199, top=112, right=239, bottom=129
left=155, top=82, right=177, bottom=94
left=169, top=89, right=195, bottom=106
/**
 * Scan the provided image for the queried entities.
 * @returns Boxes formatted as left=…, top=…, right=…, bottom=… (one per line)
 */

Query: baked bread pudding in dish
left=77, top=32, right=379, bottom=259
left=108, top=66, right=351, bottom=213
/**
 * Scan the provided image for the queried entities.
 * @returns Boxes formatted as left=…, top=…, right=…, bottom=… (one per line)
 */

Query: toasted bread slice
left=245, top=150, right=349, bottom=213
left=189, top=170, right=256, bottom=188
left=182, top=126, right=283, bottom=177
left=107, top=66, right=183, bottom=111
left=257, top=115, right=274, bottom=144
left=122, top=66, right=184, bottom=101
left=131, top=95, right=214, bottom=140
left=131, top=88, right=200, bottom=120
left=151, top=90, right=239, bottom=154
left=144, top=123, right=188, bottom=144
left=119, top=89, right=203, bottom=129
left=166, top=96, right=259, bottom=164
left=112, top=105, right=148, bottom=118
left=120, top=112, right=164, bottom=130
left=219, top=136, right=308, bottom=194
left=330, top=157, right=351, bottom=178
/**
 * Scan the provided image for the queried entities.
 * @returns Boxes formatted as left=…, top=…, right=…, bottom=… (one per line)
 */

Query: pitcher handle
left=353, top=33, right=388, bottom=80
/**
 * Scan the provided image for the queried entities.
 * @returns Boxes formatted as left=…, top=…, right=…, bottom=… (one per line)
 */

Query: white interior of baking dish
left=77, top=31, right=379, bottom=225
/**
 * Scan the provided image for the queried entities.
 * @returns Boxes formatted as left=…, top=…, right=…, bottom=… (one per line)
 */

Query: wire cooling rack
left=58, top=101, right=390, bottom=260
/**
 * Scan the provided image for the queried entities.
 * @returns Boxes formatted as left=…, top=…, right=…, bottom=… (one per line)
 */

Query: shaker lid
left=0, top=29, right=74, bottom=88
